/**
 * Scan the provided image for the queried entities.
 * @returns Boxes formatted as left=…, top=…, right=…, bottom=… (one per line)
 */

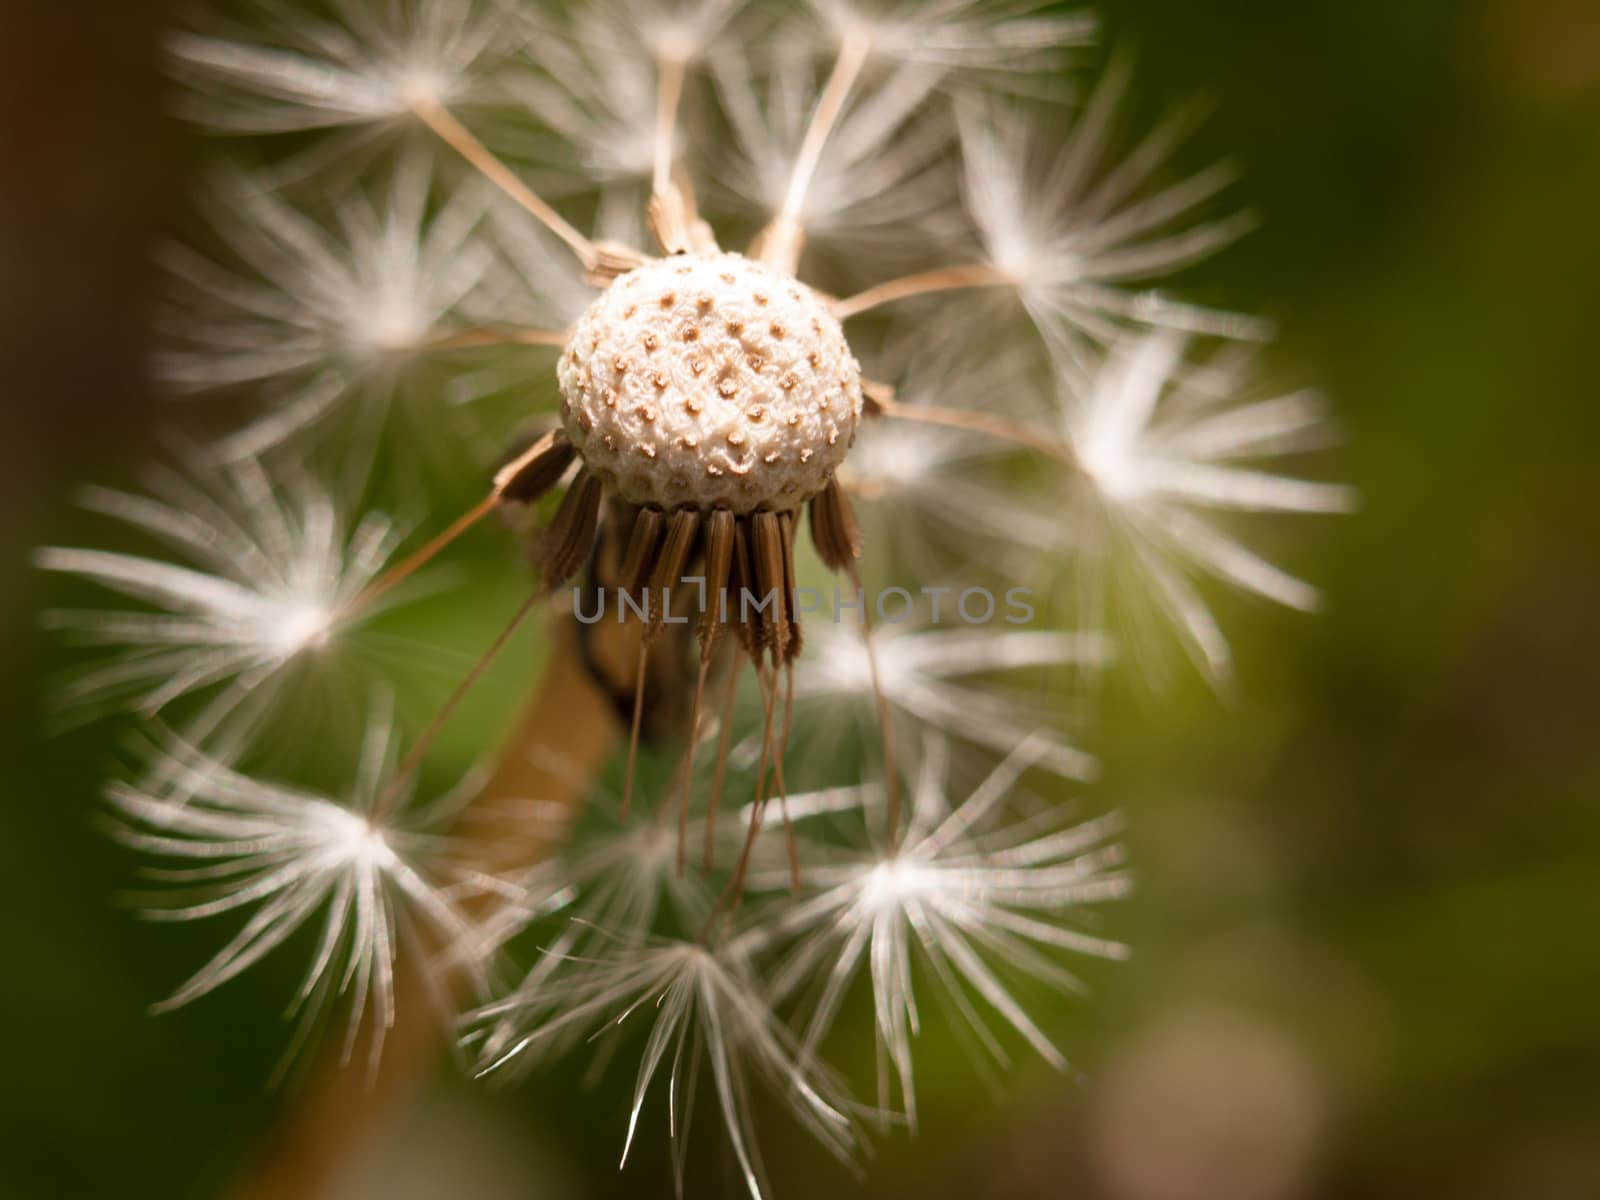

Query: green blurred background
left=3, top=1, right=1599, bottom=1197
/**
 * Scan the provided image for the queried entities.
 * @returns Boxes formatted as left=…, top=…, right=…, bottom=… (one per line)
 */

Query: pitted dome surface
left=557, top=253, right=863, bottom=513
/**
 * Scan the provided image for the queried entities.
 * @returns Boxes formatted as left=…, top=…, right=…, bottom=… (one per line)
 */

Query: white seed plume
left=711, top=45, right=961, bottom=260
left=807, top=0, right=1095, bottom=88
left=500, top=0, right=743, bottom=185
left=1062, top=332, right=1355, bottom=680
left=477, top=939, right=859, bottom=1200
left=36, top=454, right=410, bottom=762
left=845, top=420, right=1062, bottom=572
left=171, top=0, right=505, bottom=138
left=472, top=781, right=876, bottom=1071
left=795, top=622, right=1113, bottom=781
left=842, top=339, right=1061, bottom=572
left=160, top=153, right=498, bottom=456
left=957, top=58, right=1270, bottom=369
left=472, top=812, right=713, bottom=1068
left=109, top=709, right=481, bottom=1071
left=737, top=736, right=1130, bottom=1124
left=466, top=194, right=612, bottom=334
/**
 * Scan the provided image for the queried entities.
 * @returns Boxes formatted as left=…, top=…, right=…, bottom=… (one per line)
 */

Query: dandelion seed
left=473, top=780, right=876, bottom=1071
left=497, top=0, right=743, bottom=186
left=465, top=198, right=600, bottom=336
left=736, top=736, right=1130, bottom=1125
left=471, top=809, right=714, bottom=1068
left=36, top=453, right=416, bottom=764
left=957, top=59, right=1271, bottom=369
left=842, top=339, right=1062, bottom=572
left=170, top=0, right=507, bottom=143
left=1061, top=332, right=1355, bottom=681
left=711, top=44, right=961, bottom=262
left=845, top=419, right=1059, bottom=568
left=159, top=152, right=499, bottom=456
left=109, top=704, right=482, bottom=1072
left=477, top=938, right=860, bottom=1200
left=807, top=0, right=1095, bottom=91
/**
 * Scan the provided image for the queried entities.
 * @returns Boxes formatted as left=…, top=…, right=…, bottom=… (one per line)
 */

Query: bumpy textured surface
left=558, top=253, right=863, bottom=513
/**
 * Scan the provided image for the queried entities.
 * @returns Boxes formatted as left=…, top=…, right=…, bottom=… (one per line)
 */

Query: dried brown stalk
left=227, top=616, right=632, bottom=1200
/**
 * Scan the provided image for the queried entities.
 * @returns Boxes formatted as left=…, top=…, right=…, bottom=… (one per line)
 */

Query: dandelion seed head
left=846, top=422, right=938, bottom=488
left=1079, top=422, right=1145, bottom=503
left=356, top=291, right=435, bottom=355
left=842, top=339, right=1066, bottom=569
left=559, top=253, right=863, bottom=512
left=844, top=416, right=1063, bottom=563
left=322, top=806, right=390, bottom=865
left=65, top=0, right=1356, bottom=1180
left=392, top=65, right=453, bottom=112
left=498, top=0, right=737, bottom=185
left=635, top=0, right=738, bottom=62
left=814, top=623, right=882, bottom=693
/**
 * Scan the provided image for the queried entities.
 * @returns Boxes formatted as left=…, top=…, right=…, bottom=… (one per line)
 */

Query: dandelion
left=109, top=704, right=482, bottom=1073
left=36, top=1, right=1356, bottom=1193
left=736, top=735, right=1130, bottom=1124
left=476, top=937, right=860, bottom=1199
left=1060, top=332, right=1355, bottom=681
left=36, top=452, right=415, bottom=763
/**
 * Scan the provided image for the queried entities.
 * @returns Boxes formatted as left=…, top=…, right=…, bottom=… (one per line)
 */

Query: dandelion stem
left=832, top=264, right=1014, bottom=320
left=410, top=95, right=596, bottom=267
left=227, top=623, right=626, bottom=1200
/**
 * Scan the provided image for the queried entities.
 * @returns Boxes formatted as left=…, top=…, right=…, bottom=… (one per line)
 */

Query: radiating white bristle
left=734, top=734, right=1131, bottom=1125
